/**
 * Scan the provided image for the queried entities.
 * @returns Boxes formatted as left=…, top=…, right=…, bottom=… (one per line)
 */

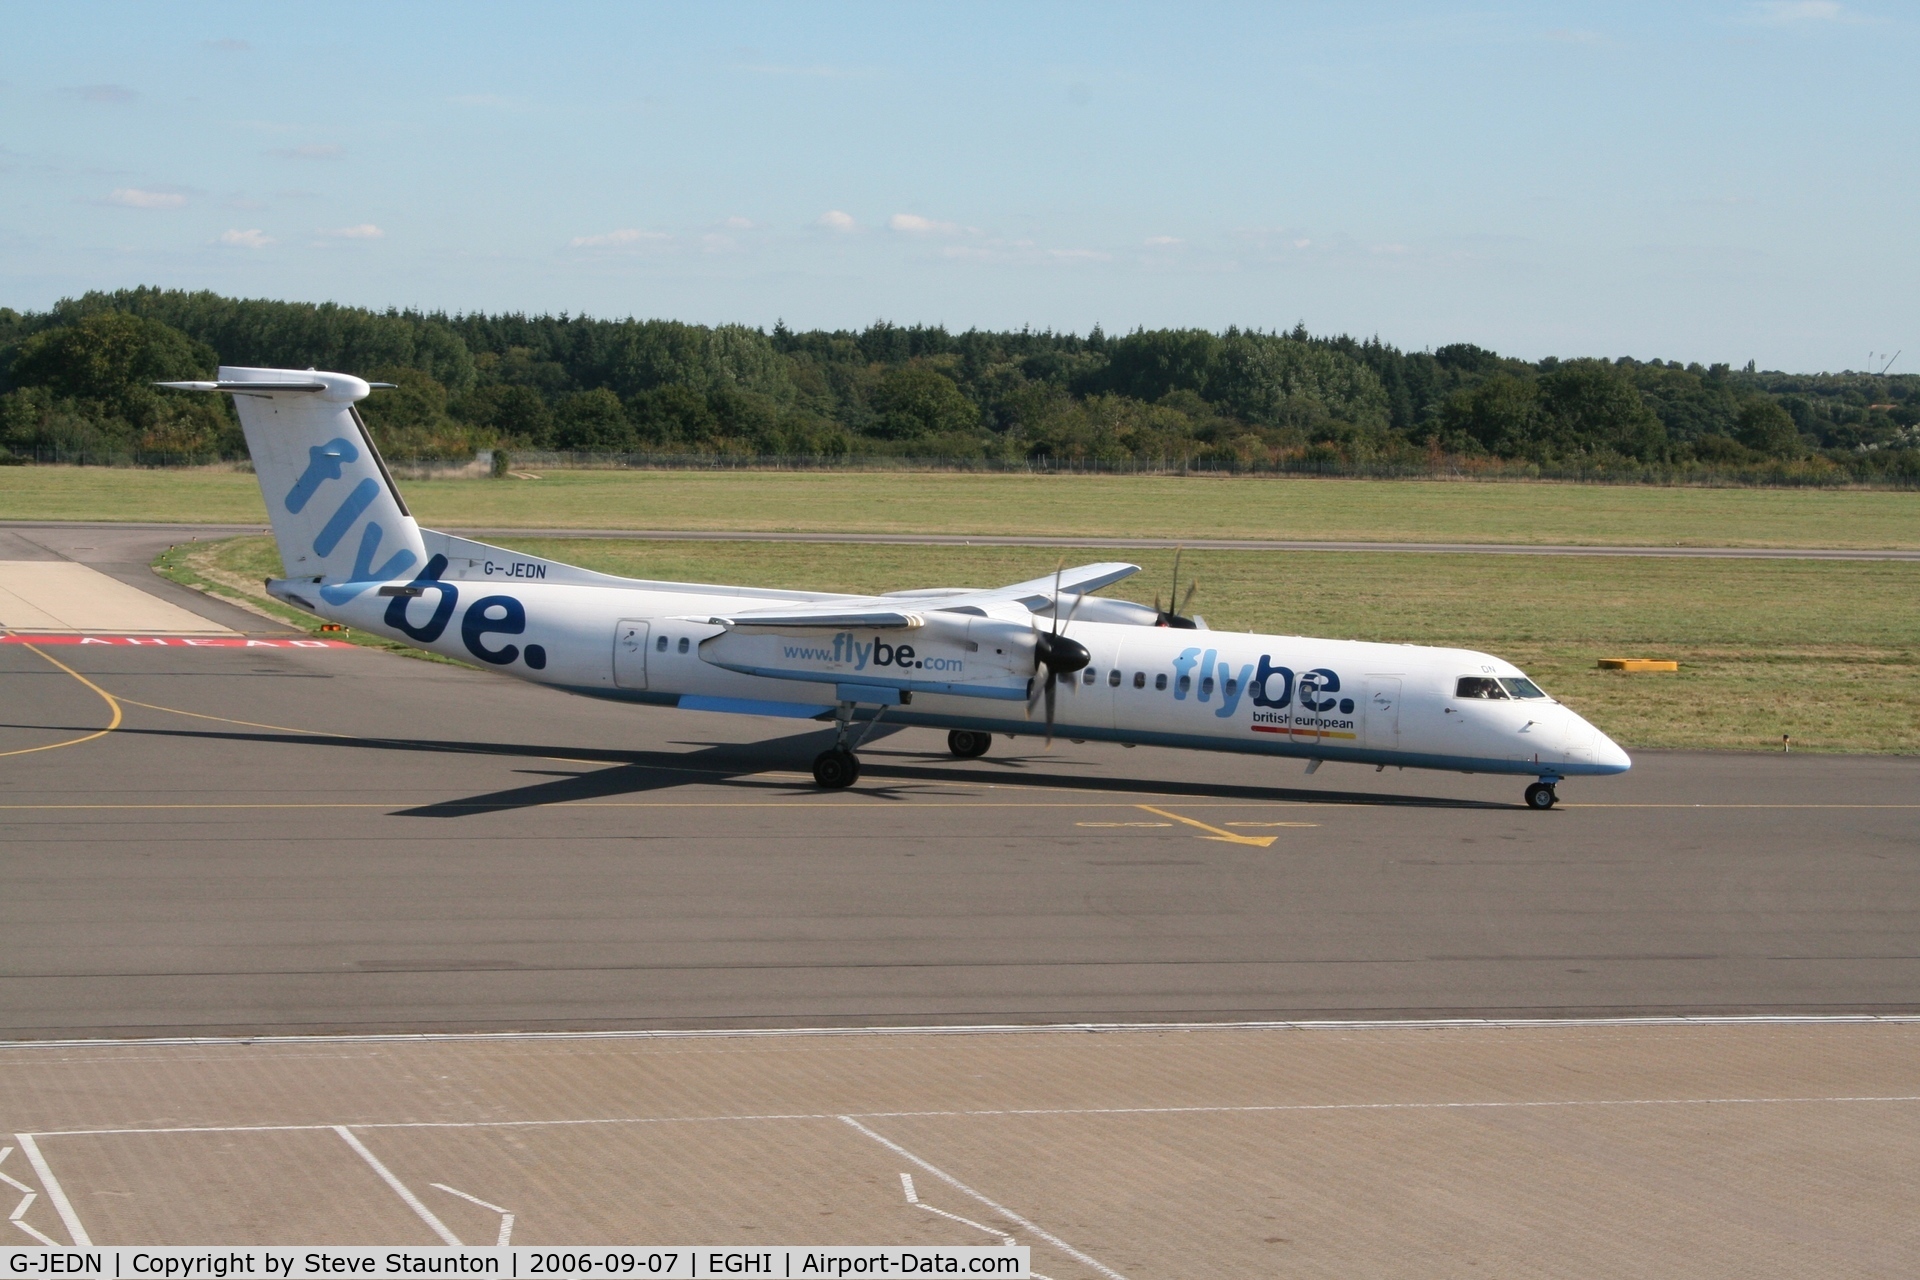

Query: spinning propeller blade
left=1025, top=560, right=1091, bottom=748
left=1155, top=546, right=1199, bottom=628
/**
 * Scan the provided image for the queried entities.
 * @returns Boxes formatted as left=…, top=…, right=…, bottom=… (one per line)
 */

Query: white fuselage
left=275, top=539, right=1630, bottom=781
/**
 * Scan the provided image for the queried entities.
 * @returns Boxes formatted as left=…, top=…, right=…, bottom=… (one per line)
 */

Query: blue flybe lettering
left=1172, top=647, right=1203, bottom=699
left=1296, top=668, right=1355, bottom=714
left=1195, top=648, right=1218, bottom=702
left=460, top=594, right=547, bottom=669
left=284, top=437, right=359, bottom=513
left=313, top=477, right=380, bottom=558
left=1252, top=656, right=1294, bottom=708
left=385, top=554, right=458, bottom=642
left=778, top=632, right=941, bottom=672
left=318, top=520, right=418, bottom=605
left=1171, top=654, right=1358, bottom=720
left=1214, top=659, right=1254, bottom=717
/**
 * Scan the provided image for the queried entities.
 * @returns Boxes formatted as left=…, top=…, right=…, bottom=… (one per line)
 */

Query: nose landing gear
left=1524, top=777, right=1561, bottom=810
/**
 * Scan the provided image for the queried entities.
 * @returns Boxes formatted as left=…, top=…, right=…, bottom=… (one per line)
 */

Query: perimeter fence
left=5, top=444, right=1918, bottom=488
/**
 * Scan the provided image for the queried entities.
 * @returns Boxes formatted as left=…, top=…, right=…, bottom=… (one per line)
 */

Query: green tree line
left=2, top=287, right=1916, bottom=480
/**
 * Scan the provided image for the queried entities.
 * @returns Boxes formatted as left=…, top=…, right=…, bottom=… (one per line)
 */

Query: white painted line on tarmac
left=843, top=1115, right=1124, bottom=1280
left=20, top=1092, right=1920, bottom=1141
left=0, top=1146, right=55, bottom=1245
left=333, top=1126, right=462, bottom=1246
left=14, top=1133, right=88, bottom=1246
left=432, top=1183, right=514, bottom=1246
left=898, top=1171, right=1014, bottom=1246
left=6, top=1013, right=1920, bottom=1052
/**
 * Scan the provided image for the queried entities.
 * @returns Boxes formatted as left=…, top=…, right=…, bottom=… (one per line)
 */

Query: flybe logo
left=1171, top=647, right=1357, bottom=730
left=779, top=633, right=964, bottom=673
left=286, top=436, right=416, bottom=605
left=382, top=555, right=548, bottom=671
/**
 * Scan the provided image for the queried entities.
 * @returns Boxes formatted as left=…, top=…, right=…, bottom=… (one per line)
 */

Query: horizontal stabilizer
left=158, top=379, right=328, bottom=393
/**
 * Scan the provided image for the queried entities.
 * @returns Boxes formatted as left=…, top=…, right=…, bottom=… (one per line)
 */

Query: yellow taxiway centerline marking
left=0, top=638, right=123, bottom=758
left=1135, top=803, right=1279, bottom=847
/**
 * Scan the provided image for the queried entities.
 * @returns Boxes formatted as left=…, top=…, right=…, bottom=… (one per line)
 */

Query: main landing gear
left=812, top=699, right=886, bottom=789
left=1524, top=777, right=1561, bottom=810
left=812, top=748, right=859, bottom=788
left=947, top=729, right=992, bottom=759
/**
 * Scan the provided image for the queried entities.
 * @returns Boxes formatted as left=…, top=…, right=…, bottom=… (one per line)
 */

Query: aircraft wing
left=692, top=562, right=1136, bottom=703
left=700, top=562, right=1140, bottom=631
left=699, top=606, right=926, bottom=631
left=955, top=561, right=1141, bottom=609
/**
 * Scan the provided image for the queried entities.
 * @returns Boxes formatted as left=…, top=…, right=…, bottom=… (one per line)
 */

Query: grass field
left=10, top=464, right=1920, bottom=547
left=164, top=534, right=1920, bottom=755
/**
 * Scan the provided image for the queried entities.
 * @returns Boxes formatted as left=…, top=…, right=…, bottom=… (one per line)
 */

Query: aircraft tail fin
left=162, top=367, right=426, bottom=604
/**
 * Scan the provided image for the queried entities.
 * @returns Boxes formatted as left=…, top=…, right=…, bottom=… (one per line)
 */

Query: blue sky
left=2, top=1, right=1912, bottom=371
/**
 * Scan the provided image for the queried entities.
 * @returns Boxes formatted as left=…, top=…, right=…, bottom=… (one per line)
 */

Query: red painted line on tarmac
left=0, top=634, right=353, bottom=648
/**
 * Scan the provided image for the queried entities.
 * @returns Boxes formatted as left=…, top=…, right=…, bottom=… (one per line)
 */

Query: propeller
left=1027, top=562, right=1091, bottom=747
left=1154, top=547, right=1200, bottom=629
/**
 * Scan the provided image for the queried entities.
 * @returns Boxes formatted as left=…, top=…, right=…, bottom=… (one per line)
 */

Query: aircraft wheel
left=947, top=729, right=992, bottom=759
left=812, top=748, right=860, bottom=789
left=1524, top=782, right=1558, bottom=810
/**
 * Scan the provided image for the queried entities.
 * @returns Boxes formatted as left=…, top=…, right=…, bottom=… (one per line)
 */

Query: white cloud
left=322, top=223, right=384, bottom=239
left=1754, top=1, right=1844, bottom=21
left=270, top=143, right=344, bottom=159
left=1048, top=248, right=1111, bottom=262
left=1143, top=235, right=1183, bottom=247
left=107, top=188, right=186, bottom=209
left=724, top=215, right=754, bottom=229
left=218, top=228, right=272, bottom=248
left=819, top=210, right=858, bottom=231
left=568, top=227, right=668, bottom=248
left=889, top=212, right=962, bottom=235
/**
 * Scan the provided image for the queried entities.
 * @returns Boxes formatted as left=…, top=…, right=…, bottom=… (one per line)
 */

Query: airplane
left=160, top=366, right=1631, bottom=809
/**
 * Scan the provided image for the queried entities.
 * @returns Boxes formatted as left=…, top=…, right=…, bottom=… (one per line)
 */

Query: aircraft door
left=614, top=619, right=651, bottom=689
left=1363, top=676, right=1402, bottom=749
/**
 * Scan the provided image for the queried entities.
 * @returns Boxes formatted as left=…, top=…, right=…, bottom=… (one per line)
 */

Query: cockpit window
left=1455, top=676, right=1509, bottom=700
left=1499, top=677, right=1549, bottom=700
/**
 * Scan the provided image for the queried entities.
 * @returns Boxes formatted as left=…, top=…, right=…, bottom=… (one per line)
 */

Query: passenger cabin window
left=678, top=637, right=691, bottom=653
left=1083, top=668, right=1096, bottom=685
left=655, top=635, right=668, bottom=652
left=1200, top=676, right=1215, bottom=696
left=1455, top=676, right=1509, bottom=700
left=1108, top=669, right=1121, bottom=687
left=1155, top=673, right=1168, bottom=691
left=1499, top=677, right=1548, bottom=700
left=1133, top=671, right=1146, bottom=688
left=1177, top=674, right=1191, bottom=694
left=1224, top=678, right=1238, bottom=696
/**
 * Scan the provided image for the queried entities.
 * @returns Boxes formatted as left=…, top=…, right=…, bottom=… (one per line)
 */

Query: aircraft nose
left=1592, top=726, right=1632, bottom=773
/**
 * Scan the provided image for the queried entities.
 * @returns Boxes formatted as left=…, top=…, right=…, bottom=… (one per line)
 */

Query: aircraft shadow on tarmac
left=84, top=722, right=1510, bottom=813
